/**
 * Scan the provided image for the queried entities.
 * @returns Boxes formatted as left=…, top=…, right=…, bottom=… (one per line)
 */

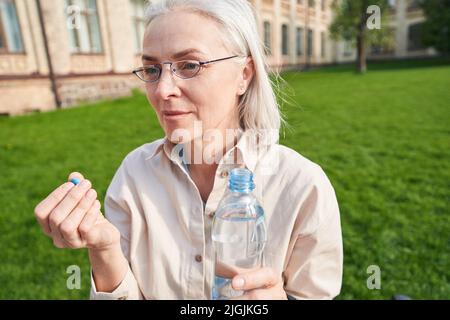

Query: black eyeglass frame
left=132, top=55, right=240, bottom=83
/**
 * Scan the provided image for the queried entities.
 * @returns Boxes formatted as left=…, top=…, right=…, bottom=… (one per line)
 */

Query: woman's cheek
left=195, top=111, right=212, bottom=130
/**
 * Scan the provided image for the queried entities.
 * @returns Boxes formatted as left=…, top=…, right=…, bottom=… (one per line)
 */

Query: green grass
left=0, top=59, right=449, bottom=299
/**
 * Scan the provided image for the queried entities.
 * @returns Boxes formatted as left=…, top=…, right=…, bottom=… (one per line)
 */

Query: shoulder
left=263, top=143, right=332, bottom=188
left=108, top=138, right=165, bottom=188
left=267, top=144, right=340, bottom=235
left=105, top=138, right=165, bottom=200
left=120, top=138, right=165, bottom=168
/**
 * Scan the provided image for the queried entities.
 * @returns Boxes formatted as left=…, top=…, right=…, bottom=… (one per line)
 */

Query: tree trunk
left=357, top=33, right=367, bottom=74
left=357, top=1, right=368, bottom=74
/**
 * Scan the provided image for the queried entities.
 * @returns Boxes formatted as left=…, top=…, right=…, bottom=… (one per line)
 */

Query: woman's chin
left=165, top=127, right=195, bottom=144
left=167, top=136, right=193, bottom=144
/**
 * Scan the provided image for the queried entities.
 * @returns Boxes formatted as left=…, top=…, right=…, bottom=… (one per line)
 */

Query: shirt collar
left=146, top=129, right=277, bottom=173
left=232, top=129, right=258, bottom=172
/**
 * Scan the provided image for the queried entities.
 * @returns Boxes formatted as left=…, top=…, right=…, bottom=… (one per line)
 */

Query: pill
left=70, top=178, right=80, bottom=185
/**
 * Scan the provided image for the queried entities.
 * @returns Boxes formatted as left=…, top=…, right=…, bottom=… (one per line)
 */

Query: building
left=0, top=0, right=145, bottom=115
left=0, top=0, right=435, bottom=115
left=250, top=0, right=334, bottom=69
left=329, top=0, right=437, bottom=63
left=377, top=0, right=436, bottom=59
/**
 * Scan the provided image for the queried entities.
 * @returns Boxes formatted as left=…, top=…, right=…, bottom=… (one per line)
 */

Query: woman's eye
left=145, top=67, right=159, bottom=75
left=181, top=62, right=198, bottom=70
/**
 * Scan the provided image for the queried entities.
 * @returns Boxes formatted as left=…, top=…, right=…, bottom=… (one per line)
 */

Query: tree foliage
left=421, top=0, right=450, bottom=54
left=330, top=0, right=394, bottom=73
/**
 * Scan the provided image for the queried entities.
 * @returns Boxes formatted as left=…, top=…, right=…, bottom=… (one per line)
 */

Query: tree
left=329, top=0, right=394, bottom=73
left=421, top=0, right=450, bottom=55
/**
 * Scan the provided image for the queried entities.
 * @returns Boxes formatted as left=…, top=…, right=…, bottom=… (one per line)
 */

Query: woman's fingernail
left=64, top=182, right=74, bottom=191
left=233, top=277, right=245, bottom=289
left=87, top=189, right=96, bottom=199
left=70, top=178, right=80, bottom=185
left=80, top=179, right=91, bottom=189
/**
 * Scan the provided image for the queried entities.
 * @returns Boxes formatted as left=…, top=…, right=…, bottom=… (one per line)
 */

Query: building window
left=407, top=0, right=422, bottom=11
left=0, top=0, right=24, bottom=53
left=65, top=0, right=103, bottom=54
left=282, top=24, right=289, bottom=56
left=408, top=22, right=426, bottom=51
left=263, top=21, right=272, bottom=55
left=321, top=31, right=326, bottom=58
left=343, top=40, right=353, bottom=56
left=370, top=43, right=395, bottom=55
left=296, top=27, right=303, bottom=56
left=130, top=0, right=146, bottom=53
left=307, top=28, right=313, bottom=57
left=387, top=0, right=396, bottom=13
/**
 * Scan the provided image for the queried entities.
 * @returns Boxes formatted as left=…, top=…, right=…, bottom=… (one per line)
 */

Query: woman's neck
left=185, top=127, right=241, bottom=203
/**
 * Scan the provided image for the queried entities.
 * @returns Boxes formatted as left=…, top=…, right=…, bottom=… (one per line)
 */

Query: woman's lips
left=162, top=111, right=192, bottom=120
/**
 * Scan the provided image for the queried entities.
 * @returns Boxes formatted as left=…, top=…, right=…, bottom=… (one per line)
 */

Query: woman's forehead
left=147, top=10, right=222, bottom=32
left=144, top=10, right=226, bottom=48
left=143, top=30, right=229, bottom=60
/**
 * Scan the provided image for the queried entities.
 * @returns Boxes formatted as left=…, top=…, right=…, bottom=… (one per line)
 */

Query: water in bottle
left=211, top=168, right=267, bottom=300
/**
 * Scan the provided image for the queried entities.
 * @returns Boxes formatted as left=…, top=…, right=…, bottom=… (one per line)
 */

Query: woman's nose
left=154, top=64, right=179, bottom=99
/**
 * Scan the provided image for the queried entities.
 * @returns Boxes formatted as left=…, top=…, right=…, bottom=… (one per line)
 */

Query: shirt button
left=195, top=254, right=203, bottom=263
left=220, top=170, right=229, bottom=178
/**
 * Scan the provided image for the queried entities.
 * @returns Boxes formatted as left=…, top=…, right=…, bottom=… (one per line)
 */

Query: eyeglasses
left=132, top=55, right=239, bottom=83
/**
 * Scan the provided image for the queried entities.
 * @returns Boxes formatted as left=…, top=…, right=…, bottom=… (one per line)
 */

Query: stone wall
left=57, top=74, right=140, bottom=108
left=0, top=78, right=55, bottom=115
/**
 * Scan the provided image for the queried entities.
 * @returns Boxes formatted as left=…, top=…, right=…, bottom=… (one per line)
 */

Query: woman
left=34, top=0, right=342, bottom=300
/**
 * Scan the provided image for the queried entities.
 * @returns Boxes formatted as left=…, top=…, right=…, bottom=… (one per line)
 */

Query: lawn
left=0, top=59, right=449, bottom=299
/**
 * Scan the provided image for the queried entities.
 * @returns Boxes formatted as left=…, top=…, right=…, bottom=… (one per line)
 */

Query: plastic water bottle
left=211, top=168, right=267, bottom=300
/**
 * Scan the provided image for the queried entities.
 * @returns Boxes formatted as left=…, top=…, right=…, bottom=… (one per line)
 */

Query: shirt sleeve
left=89, top=159, right=144, bottom=300
left=283, top=166, right=343, bottom=300
left=90, top=265, right=143, bottom=300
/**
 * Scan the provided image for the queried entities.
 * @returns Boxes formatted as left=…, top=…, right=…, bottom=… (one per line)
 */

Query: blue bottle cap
left=228, top=168, right=255, bottom=192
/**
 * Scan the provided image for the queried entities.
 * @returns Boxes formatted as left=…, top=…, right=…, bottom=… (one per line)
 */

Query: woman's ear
left=238, top=57, right=255, bottom=95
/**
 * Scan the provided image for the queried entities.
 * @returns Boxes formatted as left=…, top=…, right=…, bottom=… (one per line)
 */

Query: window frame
left=0, top=0, right=25, bottom=54
left=281, top=24, right=289, bottom=56
left=0, top=12, right=6, bottom=53
left=296, top=26, right=303, bottom=56
left=321, top=31, right=326, bottom=58
left=66, top=0, right=104, bottom=54
left=263, top=20, right=272, bottom=55
left=307, top=28, right=313, bottom=57
left=130, top=0, right=146, bottom=54
left=407, top=22, right=426, bottom=52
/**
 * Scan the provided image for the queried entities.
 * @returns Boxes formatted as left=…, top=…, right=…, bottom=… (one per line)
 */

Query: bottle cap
left=228, top=168, right=255, bottom=192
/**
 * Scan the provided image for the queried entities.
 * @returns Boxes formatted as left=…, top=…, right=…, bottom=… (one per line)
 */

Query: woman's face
left=142, top=10, right=253, bottom=144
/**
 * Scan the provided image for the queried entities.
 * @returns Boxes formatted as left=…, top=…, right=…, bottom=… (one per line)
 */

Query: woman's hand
left=34, top=172, right=120, bottom=250
left=230, top=267, right=288, bottom=300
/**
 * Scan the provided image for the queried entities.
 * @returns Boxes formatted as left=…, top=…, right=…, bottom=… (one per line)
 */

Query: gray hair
left=144, top=0, right=286, bottom=142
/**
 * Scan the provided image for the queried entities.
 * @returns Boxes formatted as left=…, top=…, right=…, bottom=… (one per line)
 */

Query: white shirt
left=90, top=130, right=343, bottom=299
